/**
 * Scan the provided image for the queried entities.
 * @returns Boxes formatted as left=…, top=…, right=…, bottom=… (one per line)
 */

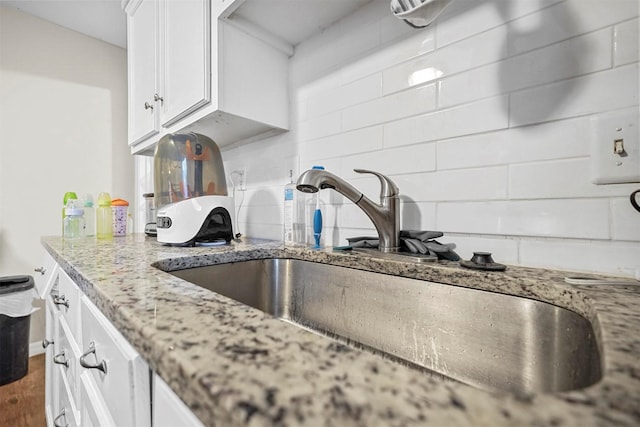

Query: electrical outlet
left=284, top=156, right=299, bottom=182
left=231, top=169, right=246, bottom=191
left=590, top=108, right=640, bottom=185
left=238, top=169, right=246, bottom=191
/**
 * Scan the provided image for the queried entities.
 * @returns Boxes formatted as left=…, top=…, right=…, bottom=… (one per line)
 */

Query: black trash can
left=0, top=275, right=35, bottom=386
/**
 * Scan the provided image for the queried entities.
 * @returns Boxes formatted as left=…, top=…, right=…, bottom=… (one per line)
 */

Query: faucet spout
left=296, top=168, right=400, bottom=252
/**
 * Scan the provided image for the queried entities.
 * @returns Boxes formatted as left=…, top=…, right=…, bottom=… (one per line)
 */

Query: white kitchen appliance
left=153, top=133, right=234, bottom=246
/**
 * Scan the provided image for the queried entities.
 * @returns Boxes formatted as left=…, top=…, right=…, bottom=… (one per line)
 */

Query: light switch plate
left=590, top=107, right=640, bottom=185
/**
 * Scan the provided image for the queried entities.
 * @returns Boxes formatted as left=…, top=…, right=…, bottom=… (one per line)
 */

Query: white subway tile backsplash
left=506, top=0, right=638, bottom=55
left=343, top=83, right=436, bottom=131
left=307, top=73, right=382, bottom=118
left=437, top=199, right=611, bottom=239
left=436, top=1, right=505, bottom=47
left=384, top=95, right=509, bottom=147
left=437, top=117, right=591, bottom=170
left=396, top=167, right=508, bottom=202
left=383, top=25, right=507, bottom=95
left=339, top=26, right=436, bottom=85
left=300, top=126, right=383, bottom=162
left=400, top=201, right=438, bottom=230
left=509, top=158, right=638, bottom=199
left=611, top=197, right=640, bottom=241
left=298, top=110, right=342, bottom=141
left=339, top=143, right=436, bottom=179
left=439, top=29, right=612, bottom=109
left=614, top=18, right=640, bottom=67
left=437, top=0, right=563, bottom=47
left=215, top=0, right=640, bottom=277
left=519, top=238, right=640, bottom=277
left=510, top=63, right=639, bottom=126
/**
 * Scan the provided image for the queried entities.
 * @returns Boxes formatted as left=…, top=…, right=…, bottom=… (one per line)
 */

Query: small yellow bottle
left=96, top=192, right=112, bottom=240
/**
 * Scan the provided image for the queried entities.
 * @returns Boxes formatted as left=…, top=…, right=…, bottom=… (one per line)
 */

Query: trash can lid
left=0, top=276, right=35, bottom=295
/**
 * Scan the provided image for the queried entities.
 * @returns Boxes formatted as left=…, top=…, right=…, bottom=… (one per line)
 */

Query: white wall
left=219, top=0, right=639, bottom=278
left=0, top=6, right=133, bottom=344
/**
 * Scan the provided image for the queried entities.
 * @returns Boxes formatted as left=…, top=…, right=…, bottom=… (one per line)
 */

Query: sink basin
left=166, top=258, right=602, bottom=394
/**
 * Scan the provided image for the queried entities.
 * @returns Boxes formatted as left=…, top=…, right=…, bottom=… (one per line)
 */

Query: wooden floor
left=0, top=354, right=45, bottom=427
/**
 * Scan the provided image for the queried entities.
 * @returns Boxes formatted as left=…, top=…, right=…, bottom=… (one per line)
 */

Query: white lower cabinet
left=44, top=253, right=151, bottom=427
left=153, top=374, right=205, bottom=427
left=54, top=368, right=81, bottom=427
left=80, top=296, right=151, bottom=426
left=43, top=252, right=207, bottom=427
left=44, top=297, right=58, bottom=427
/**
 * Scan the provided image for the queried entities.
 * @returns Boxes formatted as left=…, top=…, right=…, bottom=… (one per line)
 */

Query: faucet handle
left=353, top=169, right=399, bottom=198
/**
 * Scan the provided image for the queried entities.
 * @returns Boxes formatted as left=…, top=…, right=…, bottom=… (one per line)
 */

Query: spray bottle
left=284, top=170, right=296, bottom=245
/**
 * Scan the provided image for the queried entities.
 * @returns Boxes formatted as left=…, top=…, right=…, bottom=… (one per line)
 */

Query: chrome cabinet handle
left=34, top=266, right=46, bottom=275
left=144, top=101, right=154, bottom=110
left=79, top=341, right=107, bottom=374
left=42, top=338, right=54, bottom=348
left=53, top=408, right=68, bottom=427
left=53, top=350, right=69, bottom=368
left=53, top=294, right=70, bottom=309
left=154, top=93, right=164, bottom=103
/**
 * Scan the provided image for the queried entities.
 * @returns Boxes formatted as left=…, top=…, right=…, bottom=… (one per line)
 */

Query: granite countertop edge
left=41, top=235, right=640, bottom=427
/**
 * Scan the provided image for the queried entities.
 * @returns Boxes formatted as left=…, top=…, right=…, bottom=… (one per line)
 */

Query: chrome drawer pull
left=53, top=408, right=68, bottom=427
left=42, top=338, right=54, bottom=348
left=144, top=101, right=154, bottom=110
left=53, top=350, right=69, bottom=368
left=80, top=341, right=107, bottom=374
left=53, top=294, right=70, bottom=309
left=34, top=266, right=46, bottom=275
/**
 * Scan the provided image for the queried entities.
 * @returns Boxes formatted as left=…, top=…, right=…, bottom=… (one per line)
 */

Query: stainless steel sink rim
left=166, top=258, right=602, bottom=394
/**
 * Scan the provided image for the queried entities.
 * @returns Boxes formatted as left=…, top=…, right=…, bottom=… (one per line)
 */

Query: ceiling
left=0, top=0, right=127, bottom=48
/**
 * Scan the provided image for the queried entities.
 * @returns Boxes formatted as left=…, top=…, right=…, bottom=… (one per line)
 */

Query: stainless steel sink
left=166, top=258, right=602, bottom=394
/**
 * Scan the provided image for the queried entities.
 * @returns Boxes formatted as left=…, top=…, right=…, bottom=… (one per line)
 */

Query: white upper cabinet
left=159, top=0, right=210, bottom=127
left=125, top=0, right=372, bottom=154
left=127, top=0, right=158, bottom=145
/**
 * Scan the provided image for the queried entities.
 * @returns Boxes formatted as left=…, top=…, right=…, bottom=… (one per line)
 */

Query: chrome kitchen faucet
left=296, top=168, right=400, bottom=252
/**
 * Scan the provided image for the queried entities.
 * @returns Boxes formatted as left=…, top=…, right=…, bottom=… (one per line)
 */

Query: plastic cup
left=111, top=199, right=129, bottom=236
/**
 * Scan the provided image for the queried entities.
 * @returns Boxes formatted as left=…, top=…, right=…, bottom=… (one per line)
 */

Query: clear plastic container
left=111, top=199, right=129, bottom=236
left=305, top=166, right=325, bottom=248
left=83, top=194, right=95, bottom=237
left=96, top=192, right=112, bottom=240
left=62, top=192, right=77, bottom=235
left=63, top=199, right=85, bottom=240
left=284, top=170, right=306, bottom=245
left=153, top=133, right=228, bottom=211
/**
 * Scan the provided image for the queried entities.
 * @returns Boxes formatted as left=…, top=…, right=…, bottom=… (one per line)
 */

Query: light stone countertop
left=42, top=234, right=640, bottom=427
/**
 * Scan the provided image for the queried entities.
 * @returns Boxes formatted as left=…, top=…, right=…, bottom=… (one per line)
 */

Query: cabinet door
left=128, top=0, right=158, bottom=145
left=80, top=296, right=151, bottom=427
left=34, top=251, right=59, bottom=297
left=153, top=374, right=205, bottom=427
left=159, top=0, right=211, bottom=127
left=44, top=298, right=59, bottom=427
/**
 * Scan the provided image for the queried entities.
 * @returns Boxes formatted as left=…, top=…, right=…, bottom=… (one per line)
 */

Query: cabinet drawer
left=80, top=296, right=150, bottom=427
left=52, top=368, right=80, bottom=427
left=44, top=298, right=59, bottom=426
left=52, top=269, right=82, bottom=341
left=80, top=371, right=117, bottom=427
left=56, top=316, right=82, bottom=404
left=34, top=251, right=59, bottom=297
left=154, top=374, right=205, bottom=427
